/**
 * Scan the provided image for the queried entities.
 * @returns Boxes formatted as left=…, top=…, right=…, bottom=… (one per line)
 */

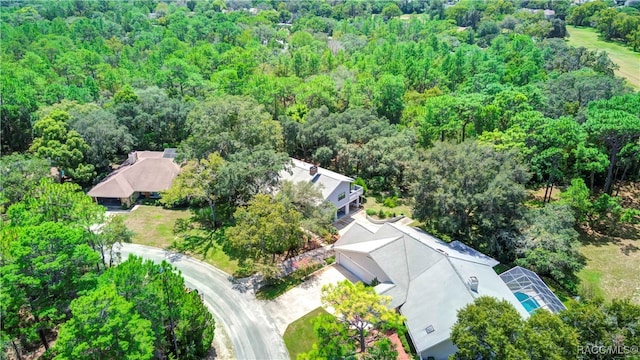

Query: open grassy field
left=122, top=205, right=238, bottom=274
left=578, top=226, right=640, bottom=304
left=122, top=205, right=190, bottom=247
left=525, top=185, right=640, bottom=304
left=283, top=307, right=328, bottom=359
left=566, top=26, right=640, bottom=90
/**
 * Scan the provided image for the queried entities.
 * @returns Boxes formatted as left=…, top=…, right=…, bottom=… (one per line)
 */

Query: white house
left=280, top=158, right=363, bottom=220
left=333, top=222, right=565, bottom=360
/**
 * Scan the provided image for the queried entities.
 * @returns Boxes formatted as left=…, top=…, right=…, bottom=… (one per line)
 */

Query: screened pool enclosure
left=500, top=266, right=566, bottom=314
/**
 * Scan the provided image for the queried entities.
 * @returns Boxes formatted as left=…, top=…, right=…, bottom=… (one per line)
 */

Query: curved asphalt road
left=120, top=243, right=289, bottom=360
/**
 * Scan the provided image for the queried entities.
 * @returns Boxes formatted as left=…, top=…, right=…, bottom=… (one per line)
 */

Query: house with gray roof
left=87, top=149, right=180, bottom=207
left=333, top=222, right=565, bottom=360
left=280, top=158, right=363, bottom=220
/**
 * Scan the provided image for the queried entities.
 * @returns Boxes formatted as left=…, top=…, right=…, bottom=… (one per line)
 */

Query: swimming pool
left=515, top=292, right=541, bottom=313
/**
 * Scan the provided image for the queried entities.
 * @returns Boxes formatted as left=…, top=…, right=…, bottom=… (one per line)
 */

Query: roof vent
left=309, top=165, right=318, bottom=176
left=425, top=325, right=435, bottom=334
left=469, top=276, right=479, bottom=292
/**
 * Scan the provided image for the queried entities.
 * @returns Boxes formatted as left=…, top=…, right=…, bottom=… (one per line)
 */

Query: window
left=338, top=192, right=346, bottom=201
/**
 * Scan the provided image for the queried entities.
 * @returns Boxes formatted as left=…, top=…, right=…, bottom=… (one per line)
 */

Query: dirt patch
left=529, top=186, right=562, bottom=202
left=614, top=181, right=640, bottom=209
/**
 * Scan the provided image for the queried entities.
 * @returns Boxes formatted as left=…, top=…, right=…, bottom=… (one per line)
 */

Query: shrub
left=325, top=256, right=336, bottom=265
left=398, top=330, right=418, bottom=359
left=378, top=209, right=386, bottom=219
left=383, top=196, right=398, bottom=208
left=621, top=208, right=640, bottom=224
left=354, top=177, right=368, bottom=194
left=294, top=258, right=322, bottom=277
left=366, top=208, right=377, bottom=216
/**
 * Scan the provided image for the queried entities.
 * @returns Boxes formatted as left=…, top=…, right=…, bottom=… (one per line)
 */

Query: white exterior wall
left=337, top=253, right=377, bottom=283
left=327, top=181, right=352, bottom=214
left=336, top=250, right=391, bottom=284
left=419, top=340, right=458, bottom=360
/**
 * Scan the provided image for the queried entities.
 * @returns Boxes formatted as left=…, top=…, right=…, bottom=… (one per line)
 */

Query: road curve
left=120, top=243, right=289, bottom=360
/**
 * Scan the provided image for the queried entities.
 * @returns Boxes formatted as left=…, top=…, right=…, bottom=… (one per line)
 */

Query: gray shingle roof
left=334, top=223, right=529, bottom=353
left=279, top=158, right=353, bottom=200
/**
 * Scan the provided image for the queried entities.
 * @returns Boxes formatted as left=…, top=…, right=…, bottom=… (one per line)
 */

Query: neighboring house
left=522, top=8, right=556, bottom=18
left=333, top=223, right=565, bottom=360
left=279, top=158, right=363, bottom=220
left=87, top=149, right=180, bottom=207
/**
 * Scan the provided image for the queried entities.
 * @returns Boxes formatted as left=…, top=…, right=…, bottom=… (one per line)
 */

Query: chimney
left=468, top=276, right=479, bottom=292
left=128, top=152, right=138, bottom=165
left=310, top=165, right=318, bottom=176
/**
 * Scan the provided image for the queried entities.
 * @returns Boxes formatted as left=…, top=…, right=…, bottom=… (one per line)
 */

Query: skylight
left=425, top=325, right=435, bottom=334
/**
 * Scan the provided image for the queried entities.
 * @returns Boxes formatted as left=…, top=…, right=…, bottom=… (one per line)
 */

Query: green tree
left=37, top=100, right=135, bottom=172
left=112, top=86, right=192, bottom=151
left=99, top=256, right=215, bottom=359
left=0, top=154, right=50, bottom=212
left=584, top=93, right=640, bottom=194
left=1, top=222, right=99, bottom=351
left=526, top=116, right=586, bottom=203
left=451, top=296, right=578, bottom=360
left=299, top=314, right=353, bottom=359
left=276, top=180, right=335, bottom=235
left=574, top=144, right=610, bottom=191
left=559, top=178, right=593, bottom=222
left=381, top=4, right=402, bottom=20
left=561, top=298, right=640, bottom=360
left=413, top=141, right=529, bottom=260
left=522, top=310, right=579, bottom=360
left=515, top=203, right=584, bottom=292
left=594, top=8, right=619, bottom=40
left=294, top=75, right=337, bottom=111
left=301, top=281, right=404, bottom=358
left=67, top=106, right=134, bottom=172
left=451, top=296, right=526, bottom=360
left=6, top=179, right=104, bottom=231
left=52, top=284, right=155, bottom=360
left=180, top=95, right=283, bottom=160
left=29, top=109, right=95, bottom=183
left=95, top=215, right=133, bottom=268
left=542, top=69, right=625, bottom=119
left=161, top=153, right=226, bottom=226
left=358, top=129, right=419, bottom=192
left=225, top=194, right=304, bottom=264
left=219, top=149, right=291, bottom=206
left=375, top=74, right=405, bottom=124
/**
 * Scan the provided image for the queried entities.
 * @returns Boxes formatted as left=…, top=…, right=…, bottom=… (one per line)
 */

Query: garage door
left=337, top=252, right=375, bottom=284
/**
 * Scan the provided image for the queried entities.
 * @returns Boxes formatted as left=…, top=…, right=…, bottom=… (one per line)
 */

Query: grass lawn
left=122, top=205, right=238, bottom=274
left=257, top=275, right=309, bottom=301
left=566, top=26, right=640, bottom=90
left=122, top=205, right=191, bottom=248
left=363, top=195, right=412, bottom=218
left=283, top=307, right=328, bottom=359
left=257, top=262, right=325, bottom=300
left=578, top=229, right=640, bottom=304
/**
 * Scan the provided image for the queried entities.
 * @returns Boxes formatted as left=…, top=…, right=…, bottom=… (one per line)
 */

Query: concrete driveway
left=120, top=243, right=289, bottom=360
left=263, top=264, right=360, bottom=335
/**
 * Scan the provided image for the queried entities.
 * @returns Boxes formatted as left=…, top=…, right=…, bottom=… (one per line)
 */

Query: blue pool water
left=515, top=292, right=541, bottom=313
